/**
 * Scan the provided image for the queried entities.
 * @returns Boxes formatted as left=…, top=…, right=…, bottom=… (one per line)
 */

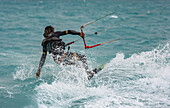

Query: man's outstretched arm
left=54, top=30, right=82, bottom=37
left=65, top=30, right=81, bottom=35
left=36, top=50, right=47, bottom=78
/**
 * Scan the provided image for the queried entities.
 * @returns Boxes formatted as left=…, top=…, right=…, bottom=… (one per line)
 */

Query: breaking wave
left=33, top=43, right=169, bottom=107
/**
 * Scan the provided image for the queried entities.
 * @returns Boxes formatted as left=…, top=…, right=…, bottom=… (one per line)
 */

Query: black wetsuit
left=38, top=30, right=88, bottom=71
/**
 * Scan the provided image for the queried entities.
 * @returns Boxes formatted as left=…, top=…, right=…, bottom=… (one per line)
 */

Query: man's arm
left=66, top=30, right=85, bottom=38
left=65, top=30, right=81, bottom=35
left=54, top=30, right=81, bottom=37
left=36, top=50, right=47, bottom=78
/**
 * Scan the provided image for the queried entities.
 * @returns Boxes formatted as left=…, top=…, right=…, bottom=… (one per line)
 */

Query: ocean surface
left=0, top=0, right=170, bottom=108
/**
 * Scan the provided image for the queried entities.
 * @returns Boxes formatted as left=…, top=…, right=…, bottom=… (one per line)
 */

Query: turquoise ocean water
left=0, top=0, right=170, bottom=107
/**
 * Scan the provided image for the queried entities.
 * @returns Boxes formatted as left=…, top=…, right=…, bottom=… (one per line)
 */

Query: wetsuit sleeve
left=38, top=48, right=47, bottom=70
left=66, top=30, right=81, bottom=35
left=54, top=30, right=81, bottom=37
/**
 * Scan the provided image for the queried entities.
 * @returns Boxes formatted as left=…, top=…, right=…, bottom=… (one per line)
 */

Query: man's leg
left=74, top=53, right=88, bottom=71
left=65, top=52, right=95, bottom=79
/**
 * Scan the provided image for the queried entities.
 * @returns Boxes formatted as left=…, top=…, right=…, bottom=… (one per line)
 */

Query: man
left=36, top=25, right=95, bottom=79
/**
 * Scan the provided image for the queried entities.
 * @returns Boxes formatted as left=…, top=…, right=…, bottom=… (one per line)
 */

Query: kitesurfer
left=36, top=25, right=95, bottom=79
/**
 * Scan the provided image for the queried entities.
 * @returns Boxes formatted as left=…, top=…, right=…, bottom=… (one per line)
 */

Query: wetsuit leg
left=65, top=52, right=94, bottom=79
left=66, top=52, right=88, bottom=71
left=76, top=53, right=88, bottom=71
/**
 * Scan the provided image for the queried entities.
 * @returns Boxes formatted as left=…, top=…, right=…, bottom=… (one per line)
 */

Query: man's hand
left=81, top=25, right=84, bottom=29
left=36, top=69, right=41, bottom=78
left=80, top=32, right=85, bottom=38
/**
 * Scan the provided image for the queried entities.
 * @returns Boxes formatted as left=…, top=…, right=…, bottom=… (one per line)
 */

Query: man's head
left=43, top=25, right=54, bottom=38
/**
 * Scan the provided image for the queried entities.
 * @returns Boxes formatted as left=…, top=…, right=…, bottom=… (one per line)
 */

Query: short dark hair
left=43, top=25, right=54, bottom=37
